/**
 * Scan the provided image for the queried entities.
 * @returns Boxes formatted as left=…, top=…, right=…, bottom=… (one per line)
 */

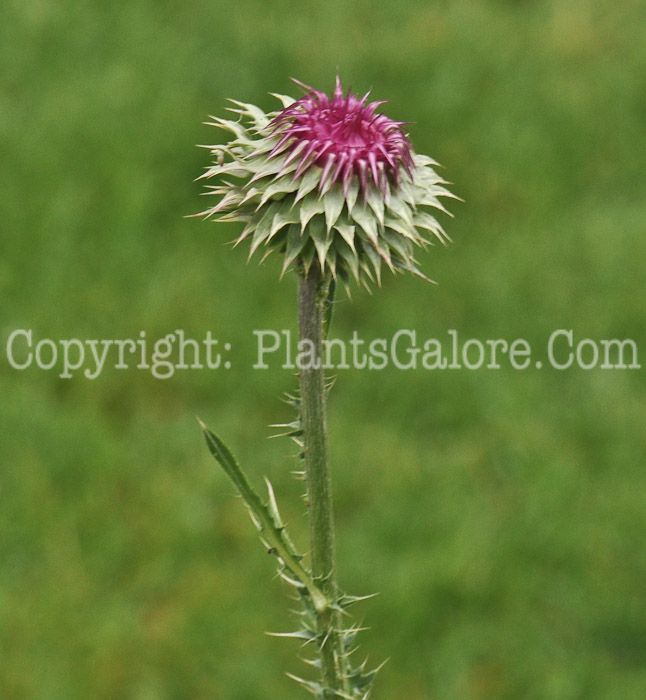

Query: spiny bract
left=196, top=77, right=456, bottom=288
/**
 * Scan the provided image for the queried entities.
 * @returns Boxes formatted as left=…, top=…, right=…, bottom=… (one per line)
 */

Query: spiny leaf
left=285, top=672, right=323, bottom=697
left=268, top=630, right=316, bottom=643
left=198, top=418, right=328, bottom=613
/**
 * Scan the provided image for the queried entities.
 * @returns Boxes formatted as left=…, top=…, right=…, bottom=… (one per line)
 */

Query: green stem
left=298, top=266, right=348, bottom=697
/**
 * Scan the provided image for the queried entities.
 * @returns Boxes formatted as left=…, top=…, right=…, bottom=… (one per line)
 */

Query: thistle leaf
left=198, top=419, right=328, bottom=613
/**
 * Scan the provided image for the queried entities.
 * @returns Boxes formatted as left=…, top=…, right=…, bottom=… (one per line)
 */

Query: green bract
left=196, top=82, right=455, bottom=288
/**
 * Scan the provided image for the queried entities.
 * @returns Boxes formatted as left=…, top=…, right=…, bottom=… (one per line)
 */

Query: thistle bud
left=196, top=77, right=455, bottom=287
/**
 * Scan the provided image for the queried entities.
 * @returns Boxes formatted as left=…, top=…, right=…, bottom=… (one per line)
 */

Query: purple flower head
left=269, top=76, right=415, bottom=198
left=195, top=77, right=455, bottom=288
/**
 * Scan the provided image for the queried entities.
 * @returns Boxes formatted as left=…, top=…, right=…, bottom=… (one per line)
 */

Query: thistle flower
left=196, top=77, right=455, bottom=287
left=195, top=79, right=459, bottom=698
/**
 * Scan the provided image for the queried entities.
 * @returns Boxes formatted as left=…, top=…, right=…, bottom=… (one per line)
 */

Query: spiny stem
left=298, top=265, right=349, bottom=697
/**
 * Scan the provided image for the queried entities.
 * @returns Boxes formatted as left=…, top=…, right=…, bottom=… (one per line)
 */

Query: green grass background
left=2, top=0, right=645, bottom=698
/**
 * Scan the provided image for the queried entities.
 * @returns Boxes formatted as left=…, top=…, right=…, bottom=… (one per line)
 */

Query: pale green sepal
left=294, top=167, right=323, bottom=203
left=226, top=99, right=269, bottom=129
left=351, top=204, right=380, bottom=246
left=391, top=257, right=436, bottom=284
left=324, top=186, right=345, bottom=232
left=204, top=116, right=249, bottom=142
left=335, top=238, right=361, bottom=282
left=365, top=187, right=385, bottom=227
left=381, top=229, right=415, bottom=262
left=248, top=202, right=280, bottom=256
left=270, top=92, right=297, bottom=108
left=300, top=240, right=317, bottom=276
left=257, top=175, right=301, bottom=208
left=413, top=212, right=451, bottom=244
left=383, top=216, right=418, bottom=242
left=281, top=224, right=309, bottom=277
left=334, top=222, right=357, bottom=252
left=269, top=202, right=301, bottom=241
left=344, top=179, right=360, bottom=213
left=359, top=240, right=382, bottom=284
left=385, top=194, right=415, bottom=228
left=299, top=195, right=326, bottom=230
left=308, top=216, right=333, bottom=269
left=249, top=153, right=297, bottom=183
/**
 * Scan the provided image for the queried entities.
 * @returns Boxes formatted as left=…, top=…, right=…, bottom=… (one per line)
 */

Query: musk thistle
left=196, top=76, right=454, bottom=287
left=195, top=77, right=455, bottom=699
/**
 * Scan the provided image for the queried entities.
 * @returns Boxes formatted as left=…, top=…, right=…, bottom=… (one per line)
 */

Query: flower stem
left=298, top=265, right=348, bottom=697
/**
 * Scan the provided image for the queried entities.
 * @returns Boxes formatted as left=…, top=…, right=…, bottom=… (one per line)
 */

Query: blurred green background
left=2, top=0, right=645, bottom=698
